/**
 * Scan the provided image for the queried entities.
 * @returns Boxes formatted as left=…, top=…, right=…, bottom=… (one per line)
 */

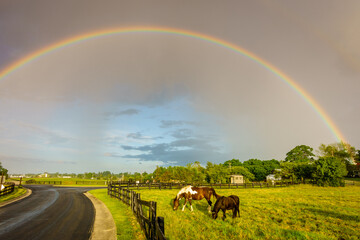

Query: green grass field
left=89, top=189, right=145, bottom=240
left=100, top=185, right=360, bottom=240
left=0, top=186, right=27, bottom=203
left=12, top=178, right=107, bottom=186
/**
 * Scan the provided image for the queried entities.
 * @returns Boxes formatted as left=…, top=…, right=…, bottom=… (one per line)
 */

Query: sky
left=0, top=0, right=359, bottom=174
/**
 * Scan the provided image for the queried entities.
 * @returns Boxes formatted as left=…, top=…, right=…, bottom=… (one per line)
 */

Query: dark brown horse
left=212, top=195, right=240, bottom=220
left=173, top=185, right=220, bottom=212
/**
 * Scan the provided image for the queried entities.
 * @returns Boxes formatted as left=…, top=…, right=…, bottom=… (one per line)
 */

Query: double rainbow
left=0, top=26, right=346, bottom=143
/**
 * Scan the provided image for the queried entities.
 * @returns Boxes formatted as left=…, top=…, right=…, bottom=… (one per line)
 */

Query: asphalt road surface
left=0, top=185, right=104, bottom=240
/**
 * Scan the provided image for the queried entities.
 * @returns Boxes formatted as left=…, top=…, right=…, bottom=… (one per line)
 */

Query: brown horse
left=173, top=185, right=220, bottom=212
left=212, top=195, right=240, bottom=220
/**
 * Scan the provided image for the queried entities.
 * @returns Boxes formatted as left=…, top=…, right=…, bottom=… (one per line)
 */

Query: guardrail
left=0, top=182, right=15, bottom=197
left=108, top=183, right=166, bottom=240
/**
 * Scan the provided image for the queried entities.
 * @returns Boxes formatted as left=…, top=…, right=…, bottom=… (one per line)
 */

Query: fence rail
left=25, top=180, right=63, bottom=185
left=75, top=181, right=106, bottom=185
left=345, top=180, right=360, bottom=186
left=0, top=182, right=15, bottom=197
left=108, top=183, right=166, bottom=240
left=109, top=181, right=299, bottom=191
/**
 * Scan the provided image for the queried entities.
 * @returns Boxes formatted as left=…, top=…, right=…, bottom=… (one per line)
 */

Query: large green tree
left=282, top=145, right=315, bottom=182
left=318, top=142, right=356, bottom=165
left=285, top=145, right=315, bottom=163
left=312, top=156, right=347, bottom=187
left=243, top=159, right=280, bottom=181
left=223, top=159, right=242, bottom=167
left=205, top=162, right=229, bottom=184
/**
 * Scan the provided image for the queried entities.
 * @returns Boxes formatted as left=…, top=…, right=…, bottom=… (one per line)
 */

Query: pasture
left=125, top=185, right=360, bottom=240
left=12, top=177, right=107, bottom=186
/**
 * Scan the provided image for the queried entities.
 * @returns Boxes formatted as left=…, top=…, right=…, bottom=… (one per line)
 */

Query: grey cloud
left=127, top=132, right=161, bottom=141
left=120, top=137, right=225, bottom=165
left=160, top=120, right=196, bottom=128
left=171, top=128, right=193, bottom=139
left=105, top=109, right=140, bottom=118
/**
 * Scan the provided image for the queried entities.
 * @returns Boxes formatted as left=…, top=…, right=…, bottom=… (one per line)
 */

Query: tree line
left=5, top=142, right=360, bottom=187
left=109, top=142, right=359, bottom=187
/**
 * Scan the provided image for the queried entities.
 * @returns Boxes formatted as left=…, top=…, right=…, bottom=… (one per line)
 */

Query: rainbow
left=0, top=26, right=346, bottom=143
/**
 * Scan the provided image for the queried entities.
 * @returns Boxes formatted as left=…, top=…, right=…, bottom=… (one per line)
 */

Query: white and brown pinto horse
left=173, top=185, right=220, bottom=212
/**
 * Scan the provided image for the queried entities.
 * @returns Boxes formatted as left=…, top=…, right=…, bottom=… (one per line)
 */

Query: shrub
left=312, top=156, right=347, bottom=187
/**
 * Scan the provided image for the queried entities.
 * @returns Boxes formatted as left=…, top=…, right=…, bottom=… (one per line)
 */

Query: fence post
left=131, top=191, right=133, bottom=211
left=157, top=216, right=165, bottom=238
left=151, top=201, right=157, bottom=239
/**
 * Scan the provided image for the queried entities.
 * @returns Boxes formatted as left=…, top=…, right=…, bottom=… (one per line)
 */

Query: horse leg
left=189, top=199, right=193, bottom=212
left=212, top=210, right=218, bottom=219
left=232, top=209, right=236, bottom=218
left=222, top=209, right=226, bottom=221
left=182, top=198, right=187, bottom=211
left=206, top=196, right=212, bottom=213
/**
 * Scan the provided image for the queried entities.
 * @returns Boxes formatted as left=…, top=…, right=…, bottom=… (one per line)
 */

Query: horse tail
left=212, top=188, right=221, bottom=200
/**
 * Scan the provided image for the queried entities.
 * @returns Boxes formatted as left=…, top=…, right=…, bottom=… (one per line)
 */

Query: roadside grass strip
left=89, top=189, right=145, bottom=240
left=134, top=185, right=360, bottom=240
left=0, top=187, right=27, bottom=203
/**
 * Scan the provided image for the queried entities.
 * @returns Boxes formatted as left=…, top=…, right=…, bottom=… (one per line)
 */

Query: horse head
left=173, top=196, right=180, bottom=210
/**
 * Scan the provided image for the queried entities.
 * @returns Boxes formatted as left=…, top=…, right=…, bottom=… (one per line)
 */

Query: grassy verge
left=89, top=189, right=145, bottom=240
left=134, top=185, right=360, bottom=240
left=0, top=186, right=27, bottom=203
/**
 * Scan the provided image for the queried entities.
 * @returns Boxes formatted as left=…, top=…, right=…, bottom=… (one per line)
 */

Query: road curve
left=0, top=185, right=104, bottom=240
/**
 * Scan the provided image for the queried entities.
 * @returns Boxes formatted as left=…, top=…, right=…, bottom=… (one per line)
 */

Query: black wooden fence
left=25, top=180, right=63, bottom=185
left=108, top=183, right=166, bottom=240
left=109, top=180, right=298, bottom=191
left=0, top=182, right=15, bottom=197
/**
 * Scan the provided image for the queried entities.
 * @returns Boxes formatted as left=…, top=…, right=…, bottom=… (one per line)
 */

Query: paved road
left=0, top=185, right=104, bottom=240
